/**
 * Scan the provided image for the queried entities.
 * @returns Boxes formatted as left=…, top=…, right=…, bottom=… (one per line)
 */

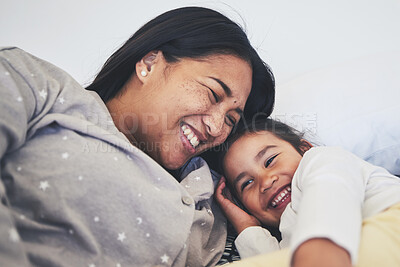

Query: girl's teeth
left=187, top=133, right=194, bottom=139
left=184, top=128, right=191, bottom=135
left=270, top=186, right=291, bottom=208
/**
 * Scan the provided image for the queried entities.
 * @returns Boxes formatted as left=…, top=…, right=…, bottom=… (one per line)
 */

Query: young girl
left=215, top=117, right=400, bottom=267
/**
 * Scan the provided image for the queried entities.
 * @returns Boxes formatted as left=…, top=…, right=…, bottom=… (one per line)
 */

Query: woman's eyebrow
left=208, top=77, right=232, bottom=97
left=206, top=76, right=244, bottom=115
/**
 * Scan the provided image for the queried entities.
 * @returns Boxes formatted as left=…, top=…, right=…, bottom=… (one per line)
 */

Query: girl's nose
left=260, top=174, right=278, bottom=193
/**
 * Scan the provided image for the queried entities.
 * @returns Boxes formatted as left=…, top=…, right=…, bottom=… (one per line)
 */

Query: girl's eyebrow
left=255, top=145, right=276, bottom=161
left=233, top=172, right=247, bottom=189
left=233, top=145, right=276, bottom=188
left=232, top=145, right=277, bottom=188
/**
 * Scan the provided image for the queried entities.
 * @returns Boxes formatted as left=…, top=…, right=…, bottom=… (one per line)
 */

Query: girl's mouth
left=269, top=185, right=291, bottom=209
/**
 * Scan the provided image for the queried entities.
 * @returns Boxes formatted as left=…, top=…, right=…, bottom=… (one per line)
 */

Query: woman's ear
left=135, top=50, right=163, bottom=83
left=299, top=139, right=313, bottom=154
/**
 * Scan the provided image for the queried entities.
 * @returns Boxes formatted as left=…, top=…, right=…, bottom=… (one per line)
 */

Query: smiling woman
left=107, top=53, right=252, bottom=170
left=88, top=7, right=275, bottom=171
left=0, top=6, right=274, bottom=267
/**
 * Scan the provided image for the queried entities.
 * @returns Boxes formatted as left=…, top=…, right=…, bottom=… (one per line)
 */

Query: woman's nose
left=203, top=109, right=225, bottom=138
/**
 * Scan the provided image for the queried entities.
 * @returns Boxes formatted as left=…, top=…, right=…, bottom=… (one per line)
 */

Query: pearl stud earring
left=140, top=70, right=147, bottom=77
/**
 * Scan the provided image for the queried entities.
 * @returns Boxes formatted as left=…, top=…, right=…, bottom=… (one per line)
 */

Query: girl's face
left=223, top=131, right=307, bottom=228
left=111, top=53, right=252, bottom=170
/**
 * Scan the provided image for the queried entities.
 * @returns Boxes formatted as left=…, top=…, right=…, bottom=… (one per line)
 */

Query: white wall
left=2, top=0, right=400, bottom=173
left=1, top=0, right=400, bottom=86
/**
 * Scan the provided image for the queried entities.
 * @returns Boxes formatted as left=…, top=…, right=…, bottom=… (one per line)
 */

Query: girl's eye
left=240, top=179, right=254, bottom=192
left=265, top=154, right=279, bottom=168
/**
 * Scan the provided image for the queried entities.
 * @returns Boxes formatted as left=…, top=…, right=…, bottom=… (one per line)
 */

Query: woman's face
left=223, top=131, right=305, bottom=228
left=112, top=53, right=252, bottom=170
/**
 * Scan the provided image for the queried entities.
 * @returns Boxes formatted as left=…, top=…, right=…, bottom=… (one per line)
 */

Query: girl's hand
left=215, top=177, right=261, bottom=234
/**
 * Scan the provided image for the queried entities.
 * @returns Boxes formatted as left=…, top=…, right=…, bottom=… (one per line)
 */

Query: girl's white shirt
left=235, top=146, right=400, bottom=264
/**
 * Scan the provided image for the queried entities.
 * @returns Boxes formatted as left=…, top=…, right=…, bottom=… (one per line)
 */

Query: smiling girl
left=215, top=117, right=400, bottom=267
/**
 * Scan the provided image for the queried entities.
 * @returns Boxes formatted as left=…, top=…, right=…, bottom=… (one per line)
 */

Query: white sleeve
left=290, top=147, right=367, bottom=265
left=235, top=226, right=280, bottom=258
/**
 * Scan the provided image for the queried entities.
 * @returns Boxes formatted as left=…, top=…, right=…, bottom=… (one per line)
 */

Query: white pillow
left=272, top=51, right=400, bottom=175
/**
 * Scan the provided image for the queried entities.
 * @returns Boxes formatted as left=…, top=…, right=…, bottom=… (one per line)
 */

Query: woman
left=0, top=7, right=274, bottom=267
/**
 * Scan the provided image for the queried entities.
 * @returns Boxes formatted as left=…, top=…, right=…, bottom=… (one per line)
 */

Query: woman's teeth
left=271, top=186, right=291, bottom=208
left=181, top=125, right=200, bottom=148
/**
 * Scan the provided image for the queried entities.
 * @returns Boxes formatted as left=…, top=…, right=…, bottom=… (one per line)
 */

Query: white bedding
left=272, top=52, right=400, bottom=175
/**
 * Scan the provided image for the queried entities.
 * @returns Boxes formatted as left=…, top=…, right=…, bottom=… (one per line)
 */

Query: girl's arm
left=290, top=147, right=367, bottom=265
left=292, top=238, right=351, bottom=267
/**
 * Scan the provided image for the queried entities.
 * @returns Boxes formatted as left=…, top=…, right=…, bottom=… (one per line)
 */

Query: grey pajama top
left=0, top=47, right=226, bottom=267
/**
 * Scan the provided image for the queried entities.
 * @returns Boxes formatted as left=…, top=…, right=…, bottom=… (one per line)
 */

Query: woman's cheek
left=220, top=127, right=232, bottom=142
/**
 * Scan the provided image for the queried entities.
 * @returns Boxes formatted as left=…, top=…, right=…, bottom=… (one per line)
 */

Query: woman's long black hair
left=86, top=6, right=275, bottom=119
left=86, top=6, right=276, bottom=170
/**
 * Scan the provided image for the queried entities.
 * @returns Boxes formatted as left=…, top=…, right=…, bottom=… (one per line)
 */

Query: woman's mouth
left=181, top=124, right=200, bottom=154
left=182, top=124, right=200, bottom=148
left=269, top=185, right=291, bottom=209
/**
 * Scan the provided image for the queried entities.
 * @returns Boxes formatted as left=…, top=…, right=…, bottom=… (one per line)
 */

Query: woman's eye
left=265, top=154, right=278, bottom=168
left=198, top=81, right=220, bottom=103
left=240, top=179, right=253, bottom=192
left=209, top=88, right=220, bottom=103
left=225, top=115, right=236, bottom=127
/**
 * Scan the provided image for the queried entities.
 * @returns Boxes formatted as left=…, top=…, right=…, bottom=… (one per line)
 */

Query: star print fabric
left=0, top=47, right=226, bottom=266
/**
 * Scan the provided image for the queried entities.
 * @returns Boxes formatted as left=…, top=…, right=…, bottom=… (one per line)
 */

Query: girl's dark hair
left=86, top=6, right=275, bottom=119
left=217, top=114, right=305, bottom=173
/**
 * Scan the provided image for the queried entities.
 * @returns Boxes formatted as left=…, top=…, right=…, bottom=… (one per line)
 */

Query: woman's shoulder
left=1, top=47, right=79, bottom=87
left=1, top=47, right=52, bottom=71
left=1, top=46, right=28, bottom=59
